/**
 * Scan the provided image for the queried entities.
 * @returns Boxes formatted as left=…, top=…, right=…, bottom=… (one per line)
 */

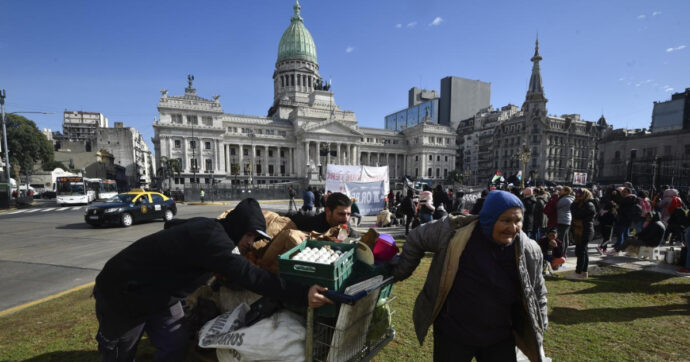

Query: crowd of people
left=396, top=181, right=690, bottom=279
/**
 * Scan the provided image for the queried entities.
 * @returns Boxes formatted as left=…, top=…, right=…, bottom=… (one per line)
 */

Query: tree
left=447, top=169, right=462, bottom=184
left=1, top=114, right=54, bottom=182
left=41, top=160, right=68, bottom=171
left=156, top=156, right=182, bottom=192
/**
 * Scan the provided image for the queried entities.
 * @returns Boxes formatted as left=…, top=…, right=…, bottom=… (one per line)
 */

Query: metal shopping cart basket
left=306, top=276, right=396, bottom=362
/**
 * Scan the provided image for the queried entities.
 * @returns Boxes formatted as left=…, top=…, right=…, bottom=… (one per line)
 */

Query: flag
left=491, top=170, right=503, bottom=184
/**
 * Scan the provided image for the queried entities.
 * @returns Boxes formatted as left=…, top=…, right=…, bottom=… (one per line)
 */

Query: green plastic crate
left=278, top=240, right=356, bottom=317
left=351, top=260, right=393, bottom=301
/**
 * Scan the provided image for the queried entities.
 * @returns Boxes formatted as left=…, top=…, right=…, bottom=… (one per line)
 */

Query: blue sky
left=1, top=0, right=689, bottom=150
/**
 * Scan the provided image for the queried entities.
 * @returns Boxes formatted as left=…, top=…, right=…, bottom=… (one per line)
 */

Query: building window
left=190, top=140, right=196, bottom=149
left=187, top=115, right=198, bottom=125
left=269, top=150, right=273, bottom=157
left=437, top=156, right=440, bottom=161
left=415, top=168, right=419, bottom=177
left=256, top=149, right=261, bottom=157
left=429, top=155, right=432, bottom=161
left=205, top=141, right=211, bottom=150
left=445, top=156, right=448, bottom=162
left=174, top=140, right=181, bottom=148
left=428, top=168, right=432, bottom=177
left=202, top=116, right=213, bottom=126
left=230, top=148, right=236, bottom=156
left=685, top=144, right=690, bottom=156
left=171, top=114, right=183, bottom=124
left=205, top=159, right=212, bottom=171
left=614, top=151, right=620, bottom=160
left=436, top=168, right=440, bottom=178
left=280, top=150, right=285, bottom=157
left=243, top=149, right=248, bottom=156
left=190, top=158, right=198, bottom=169
left=291, top=74, right=295, bottom=86
left=415, top=155, right=419, bottom=161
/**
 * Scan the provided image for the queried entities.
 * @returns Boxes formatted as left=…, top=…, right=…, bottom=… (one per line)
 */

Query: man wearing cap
left=393, top=190, right=547, bottom=362
left=93, top=198, right=332, bottom=361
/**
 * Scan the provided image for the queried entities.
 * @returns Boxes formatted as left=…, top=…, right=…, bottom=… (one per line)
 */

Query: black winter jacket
left=96, top=216, right=309, bottom=326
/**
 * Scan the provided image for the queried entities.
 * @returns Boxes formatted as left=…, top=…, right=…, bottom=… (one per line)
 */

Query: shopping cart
left=305, top=276, right=396, bottom=362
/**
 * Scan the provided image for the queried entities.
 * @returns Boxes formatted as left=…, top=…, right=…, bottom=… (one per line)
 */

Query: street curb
left=187, top=202, right=229, bottom=206
left=0, top=281, right=95, bottom=318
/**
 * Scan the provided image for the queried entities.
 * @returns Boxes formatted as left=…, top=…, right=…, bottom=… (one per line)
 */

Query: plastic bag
left=198, top=303, right=306, bottom=362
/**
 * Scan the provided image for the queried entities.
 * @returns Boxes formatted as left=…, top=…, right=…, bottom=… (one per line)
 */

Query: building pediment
left=299, top=119, right=364, bottom=137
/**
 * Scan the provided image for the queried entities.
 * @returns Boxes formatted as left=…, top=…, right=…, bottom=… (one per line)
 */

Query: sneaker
left=596, top=246, right=605, bottom=255
left=677, top=268, right=690, bottom=275
left=566, top=272, right=583, bottom=280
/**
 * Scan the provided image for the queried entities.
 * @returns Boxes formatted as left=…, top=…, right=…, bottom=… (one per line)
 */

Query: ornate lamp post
left=514, top=143, right=531, bottom=189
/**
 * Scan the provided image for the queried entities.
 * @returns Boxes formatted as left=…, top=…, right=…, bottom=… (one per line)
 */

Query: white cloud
left=345, top=46, right=354, bottom=53
left=395, top=23, right=402, bottom=29
left=429, top=17, right=443, bottom=26
left=652, top=11, right=662, bottom=16
left=665, top=87, right=674, bottom=93
left=618, top=77, right=625, bottom=81
left=406, top=21, right=417, bottom=28
left=637, top=14, right=646, bottom=19
left=666, top=45, right=687, bottom=53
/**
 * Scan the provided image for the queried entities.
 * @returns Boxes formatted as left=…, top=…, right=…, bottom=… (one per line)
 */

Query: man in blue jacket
left=94, top=198, right=331, bottom=362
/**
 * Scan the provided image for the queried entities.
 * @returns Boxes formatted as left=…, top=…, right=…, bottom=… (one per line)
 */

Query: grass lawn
left=2, top=261, right=689, bottom=361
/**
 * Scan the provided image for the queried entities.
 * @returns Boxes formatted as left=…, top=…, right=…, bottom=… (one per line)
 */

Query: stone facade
left=97, top=124, right=154, bottom=188
left=456, top=40, right=609, bottom=186
left=63, top=111, right=108, bottom=142
left=598, top=128, right=690, bottom=187
left=152, top=1, right=456, bottom=189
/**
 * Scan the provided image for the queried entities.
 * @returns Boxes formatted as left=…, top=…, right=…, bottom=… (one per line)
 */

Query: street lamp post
left=514, top=143, right=531, bottom=189
left=0, top=90, right=9, bottom=185
left=0, top=90, right=54, bottom=202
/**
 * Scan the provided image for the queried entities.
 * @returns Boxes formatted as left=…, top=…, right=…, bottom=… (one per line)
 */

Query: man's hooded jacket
left=95, top=198, right=308, bottom=333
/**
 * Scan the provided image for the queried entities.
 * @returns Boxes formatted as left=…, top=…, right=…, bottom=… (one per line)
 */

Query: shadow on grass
left=23, top=350, right=100, bottom=362
left=550, top=297, right=690, bottom=325
left=557, top=270, right=690, bottom=296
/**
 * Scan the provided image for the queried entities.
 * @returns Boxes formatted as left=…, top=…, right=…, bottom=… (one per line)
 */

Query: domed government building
left=152, top=1, right=457, bottom=188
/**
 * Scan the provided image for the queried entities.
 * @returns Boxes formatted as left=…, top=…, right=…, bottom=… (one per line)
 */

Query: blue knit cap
left=479, top=191, right=525, bottom=239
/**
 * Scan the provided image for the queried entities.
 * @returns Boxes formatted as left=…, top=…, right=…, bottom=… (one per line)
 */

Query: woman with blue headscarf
left=392, top=191, right=548, bottom=362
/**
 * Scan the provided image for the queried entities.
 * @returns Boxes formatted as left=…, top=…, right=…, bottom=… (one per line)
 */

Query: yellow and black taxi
left=84, top=189, right=177, bottom=227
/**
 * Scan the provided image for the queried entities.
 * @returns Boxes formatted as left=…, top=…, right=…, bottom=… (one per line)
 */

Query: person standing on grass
left=556, top=186, right=574, bottom=251
left=392, top=190, right=548, bottom=362
left=569, top=188, right=596, bottom=280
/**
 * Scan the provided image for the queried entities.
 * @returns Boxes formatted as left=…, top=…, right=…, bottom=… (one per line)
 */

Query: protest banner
left=344, top=181, right=386, bottom=216
left=572, top=172, right=587, bottom=185
left=325, top=164, right=389, bottom=197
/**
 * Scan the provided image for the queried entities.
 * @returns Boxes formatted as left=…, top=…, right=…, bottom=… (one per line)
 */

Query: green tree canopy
left=1, top=114, right=54, bottom=178
left=41, top=160, right=68, bottom=171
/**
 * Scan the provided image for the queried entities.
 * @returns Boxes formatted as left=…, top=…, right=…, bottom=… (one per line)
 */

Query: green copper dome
left=277, top=1, right=318, bottom=64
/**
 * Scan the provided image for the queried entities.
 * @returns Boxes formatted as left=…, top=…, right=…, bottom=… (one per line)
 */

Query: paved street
left=0, top=200, right=289, bottom=312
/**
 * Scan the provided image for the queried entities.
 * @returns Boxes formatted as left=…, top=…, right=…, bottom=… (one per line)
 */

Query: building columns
left=264, top=145, right=269, bottom=176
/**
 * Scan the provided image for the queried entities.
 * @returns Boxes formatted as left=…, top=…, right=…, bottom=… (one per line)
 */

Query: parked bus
left=100, top=179, right=118, bottom=200
left=85, top=178, right=100, bottom=202
left=56, top=176, right=90, bottom=206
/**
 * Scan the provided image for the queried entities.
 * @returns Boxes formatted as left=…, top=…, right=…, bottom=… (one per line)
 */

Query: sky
left=1, top=0, right=689, bottom=151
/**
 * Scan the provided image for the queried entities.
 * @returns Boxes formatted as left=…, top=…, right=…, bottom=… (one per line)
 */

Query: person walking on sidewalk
left=200, top=188, right=205, bottom=203
left=610, top=187, right=639, bottom=253
left=287, top=185, right=297, bottom=214
left=569, top=188, right=596, bottom=279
